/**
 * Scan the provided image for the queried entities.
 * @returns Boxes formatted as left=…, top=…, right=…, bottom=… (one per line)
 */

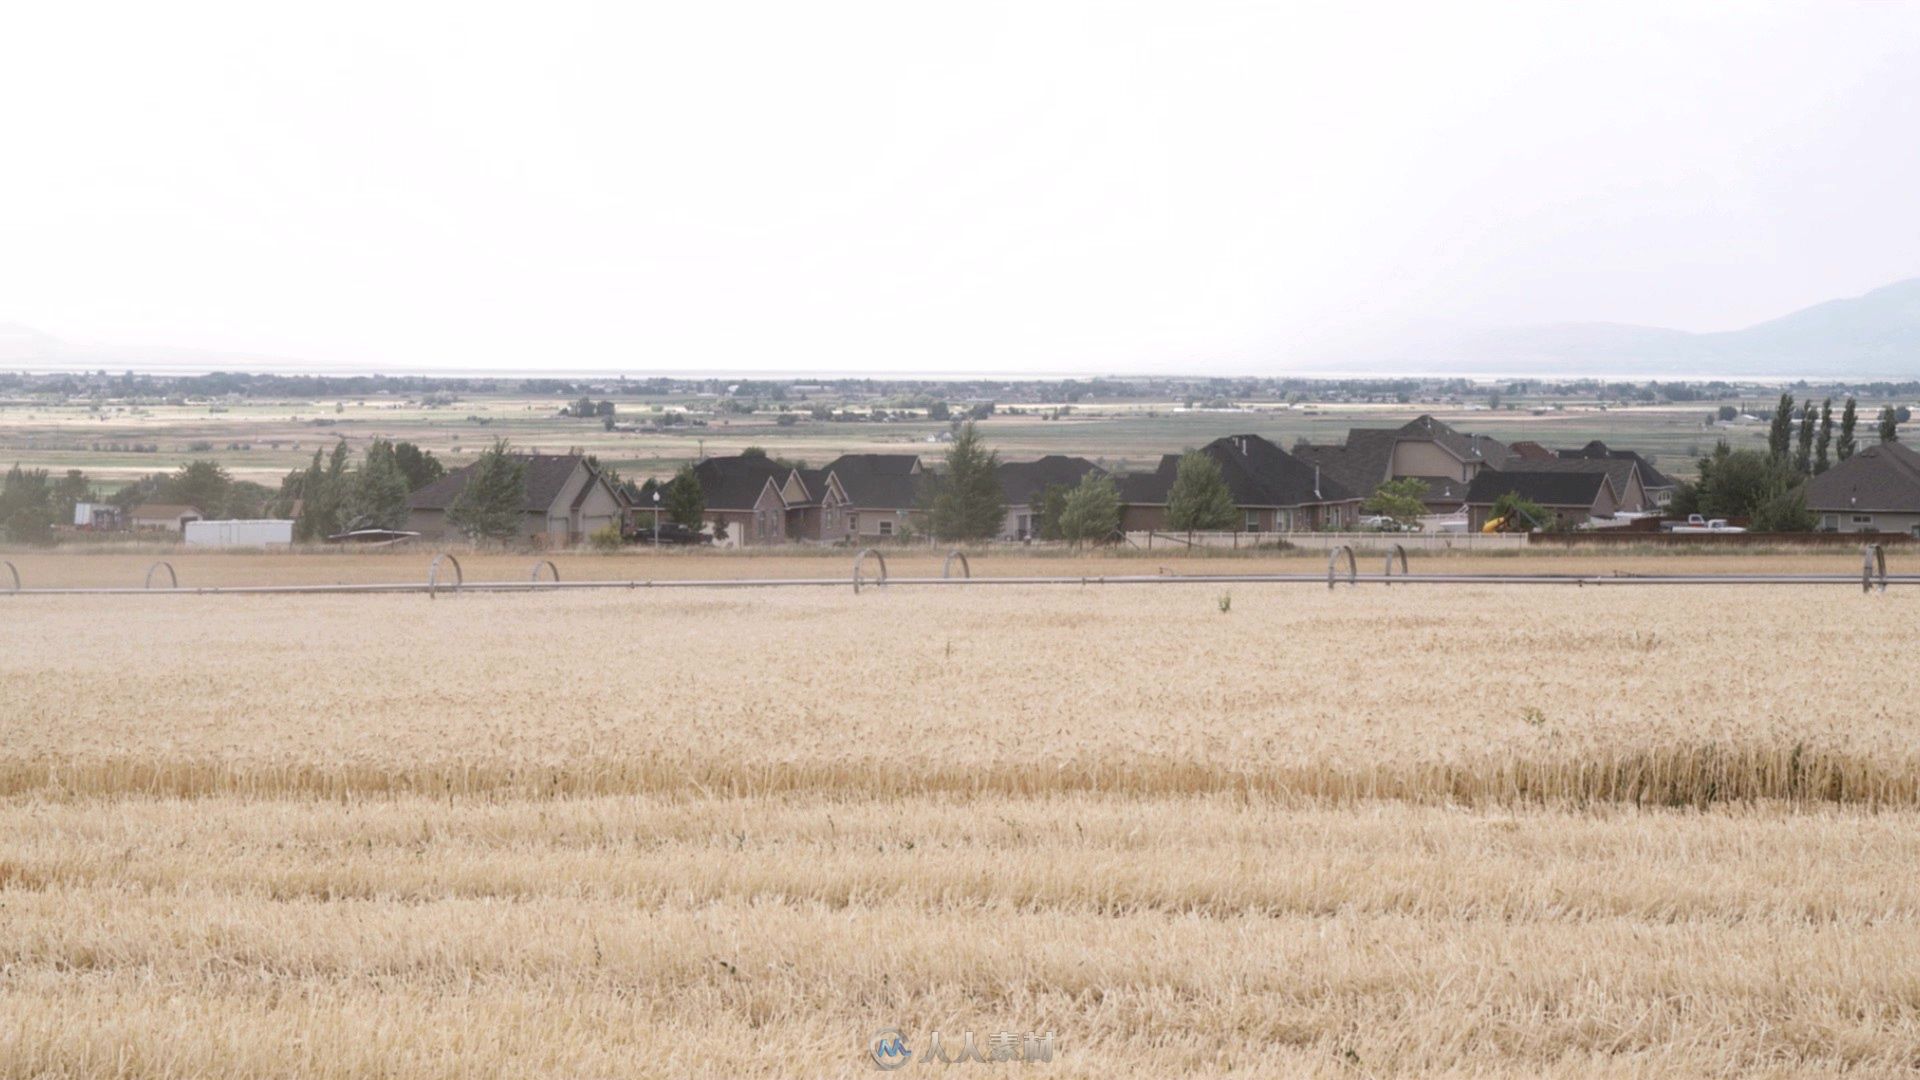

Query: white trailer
left=183, top=519, right=295, bottom=548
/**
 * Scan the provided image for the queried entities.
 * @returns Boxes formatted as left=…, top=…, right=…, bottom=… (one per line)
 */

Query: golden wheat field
left=4, top=557, right=1920, bottom=1077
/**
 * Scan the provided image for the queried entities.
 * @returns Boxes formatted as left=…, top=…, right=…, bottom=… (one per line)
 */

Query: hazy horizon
left=6, top=2, right=1920, bottom=376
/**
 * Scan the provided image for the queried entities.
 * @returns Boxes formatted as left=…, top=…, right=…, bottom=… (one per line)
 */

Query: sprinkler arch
left=1863, top=544, right=1888, bottom=594
left=1326, top=545, right=1357, bottom=590
left=144, top=561, right=177, bottom=589
left=427, top=553, right=464, bottom=598
left=2, top=560, right=18, bottom=593
left=529, top=559, right=560, bottom=585
left=852, top=548, right=889, bottom=593
left=942, top=550, right=971, bottom=579
left=1382, top=543, right=1410, bottom=585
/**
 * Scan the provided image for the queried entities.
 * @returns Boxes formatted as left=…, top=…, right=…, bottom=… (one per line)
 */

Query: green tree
left=1878, top=404, right=1900, bottom=443
left=1363, top=477, right=1429, bottom=524
left=1766, top=392, right=1794, bottom=461
left=926, top=420, right=1005, bottom=541
left=1793, top=399, right=1815, bottom=474
left=1035, top=483, right=1071, bottom=541
left=166, top=460, right=231, bottom=515
left=1684, top=445, right=1811, bottom=530
left=345, top=438, right=411, bottom=530
left=51, top=469, right=91, bottom=525
left=1814, top=398, right=1834, bottom=474
left=1487, top=491, right=1551, bottom=532
left=392, top=442, right=445, bottom=491
left=1, top=463, right=57, bottom=544
left=663, top=464, right=706, bottom=529
left=1164, top=451, right=1237, bottom=532
left=1055, top=473, right=1121, bottom=545
left=1838, top=398, right=1859, bottom=462
left=447, top=440, right=528, bottom=542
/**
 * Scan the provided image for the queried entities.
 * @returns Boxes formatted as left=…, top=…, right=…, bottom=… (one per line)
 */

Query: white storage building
left=183, top=519, right=295, bottom=548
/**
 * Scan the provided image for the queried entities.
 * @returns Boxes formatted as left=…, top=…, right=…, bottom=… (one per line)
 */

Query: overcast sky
left=4, top=1, right=1919, bottom=375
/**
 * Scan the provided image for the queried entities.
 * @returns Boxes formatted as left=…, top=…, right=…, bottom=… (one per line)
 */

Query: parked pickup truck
left=1667, top=514, right=1747, bottom=534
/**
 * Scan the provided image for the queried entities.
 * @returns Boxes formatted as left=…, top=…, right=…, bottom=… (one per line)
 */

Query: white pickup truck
left=1667, top=514, right=1747, bottom=534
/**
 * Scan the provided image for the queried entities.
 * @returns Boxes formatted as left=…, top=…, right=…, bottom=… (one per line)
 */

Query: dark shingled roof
left=1294, top=416, right=1508, bottom=500
left=1497, top=456, right=1642, bottom=503
left=1557, top=440, right=1676, bottom=489
left=688, top=455, right=788, bottom=511
left=1803, top=441, right=1920, bottom=513
left=997, top=455, right=1105, bottom=506
left=1395, top=476, right=1473, bottom=509
left=1465, top=469, right=1613, bottom=507
left=826, top=453, right=925, bottom=510
left=783, top=467, right=836, bottom=507
left=1119, top=435, right=1356, bottom=507
left=408, top=454, right=591, bottom=513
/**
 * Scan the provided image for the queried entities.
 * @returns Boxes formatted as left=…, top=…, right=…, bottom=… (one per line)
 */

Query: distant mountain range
left=9, top=278, right=1920, bottom=378
left=1318, top=278, right=1920, bottom=378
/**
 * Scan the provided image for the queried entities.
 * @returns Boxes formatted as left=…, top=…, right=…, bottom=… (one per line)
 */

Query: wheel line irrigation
left=0, top=546, right=1910, bottom=597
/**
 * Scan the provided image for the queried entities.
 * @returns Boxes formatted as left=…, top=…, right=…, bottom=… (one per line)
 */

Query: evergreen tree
left=0, top=463, right=57, bottom=544
left=1793, top=399, right=1815, bottom=474
left=1838, top=398, right=1859, bottom=462
left=663, top=463, right=706, bottom=529
left=447, top=439, right=528, bottom=542
left=1035, top=483, right=1071, bottom=541
left=1165, top=451, right=1237, bottom=532
left=1766, top=392, right=1794, bottom=461
left=1055, top=473, right=1121, bottom=545
left=1814, top=398, right=1834, bottom=474
left=166, top=460, right=232, bottom=515
left=926, top=421, right=1005, bottom=541
left=294, top=449, right=329, bottom=541
left=1878, top=404, right=1900, bottom=443
left=346, top=438, right=411, bottom=530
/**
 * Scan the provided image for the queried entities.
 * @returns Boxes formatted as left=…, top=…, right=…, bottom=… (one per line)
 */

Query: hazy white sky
left=4, top=1, right=1918, bottom=374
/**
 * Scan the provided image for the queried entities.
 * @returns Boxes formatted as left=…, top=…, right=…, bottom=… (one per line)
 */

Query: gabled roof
left=1119, top=435, right=1356, bottom=507
left=687, top=455, right=790, bottom=512
left=1464, top=469, right=1614, bottom=508
left=1556, top=441, right=1676, bottom=489
left=1803, top=441, right=1920, bottom=513
left=1396, top=415, right=1511, bottom=466
left=1507, top=440, right=1556, bottom=460
left=997, top=455, right=1105, bottom=506
left=407, top=454, right=591, bottom=513
left=1498, top=456, right=1642, bottom=500
left=827, top=453, right=925, bottom=510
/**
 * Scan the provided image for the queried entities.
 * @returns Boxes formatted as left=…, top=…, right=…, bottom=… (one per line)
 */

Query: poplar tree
left=1165, top=451, right=1237, bottom=532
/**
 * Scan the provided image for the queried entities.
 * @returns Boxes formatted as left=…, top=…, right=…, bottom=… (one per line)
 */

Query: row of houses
left=393, top=415, right=1920, bottom=546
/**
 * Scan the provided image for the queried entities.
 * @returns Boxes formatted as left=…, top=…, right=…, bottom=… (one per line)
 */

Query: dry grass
left=4, top=580, right=1919, bottom=1076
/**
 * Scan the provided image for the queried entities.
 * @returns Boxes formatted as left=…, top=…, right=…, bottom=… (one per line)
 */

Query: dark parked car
left=626, top=521, right=710, bottom=545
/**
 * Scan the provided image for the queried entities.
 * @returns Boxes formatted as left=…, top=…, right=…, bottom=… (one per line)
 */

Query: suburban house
left=996, top=455, right=1105, bottom=540
left=407, top=453, right=627, bottom=545
left=1464, top=469, right=1620, bottom=530
left=780, top=467, right=853, bottom=542
left=1118, top=434, right=1360, bottom=533
left=1803, top=441, right=1920, bottom=535
left=1557, top=441, right=1677, bottom=507
left=1500, top=456, right=1649, bottom=514
left=824, top=454, right=928, bottom=540
left=650, top=454, right=793, bottom=546
left=1294, top=416, right=1511, bottom=502
left=129, top=503, right=203, bottom=531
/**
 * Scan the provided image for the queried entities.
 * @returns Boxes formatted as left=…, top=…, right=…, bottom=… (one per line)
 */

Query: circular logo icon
left=870, top=1028, right=913, bottom=1070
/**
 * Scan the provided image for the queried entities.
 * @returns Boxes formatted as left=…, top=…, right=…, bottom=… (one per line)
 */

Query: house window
left=1244, top=510, right=1261, bottom=533
left=1852, top=514, right=1874, bottom=528
left=849, top=513, right=859, bottom=533
left=1822, top=514, right=1837, bottom=530
left=878, top=520, right=893, bottom=537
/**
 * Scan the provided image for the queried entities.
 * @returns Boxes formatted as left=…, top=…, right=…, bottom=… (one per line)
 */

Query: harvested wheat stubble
left=4, top=583, right=1920, bottom=1077
left=2, top=585, right=1917, bottom=805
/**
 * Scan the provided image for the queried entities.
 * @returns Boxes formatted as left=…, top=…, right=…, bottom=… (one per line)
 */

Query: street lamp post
left=652, top=490, right=661, bottom=549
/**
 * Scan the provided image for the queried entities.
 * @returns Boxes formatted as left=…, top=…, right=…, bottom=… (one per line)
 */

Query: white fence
left=1125, top=530, right=1528, bottom=552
